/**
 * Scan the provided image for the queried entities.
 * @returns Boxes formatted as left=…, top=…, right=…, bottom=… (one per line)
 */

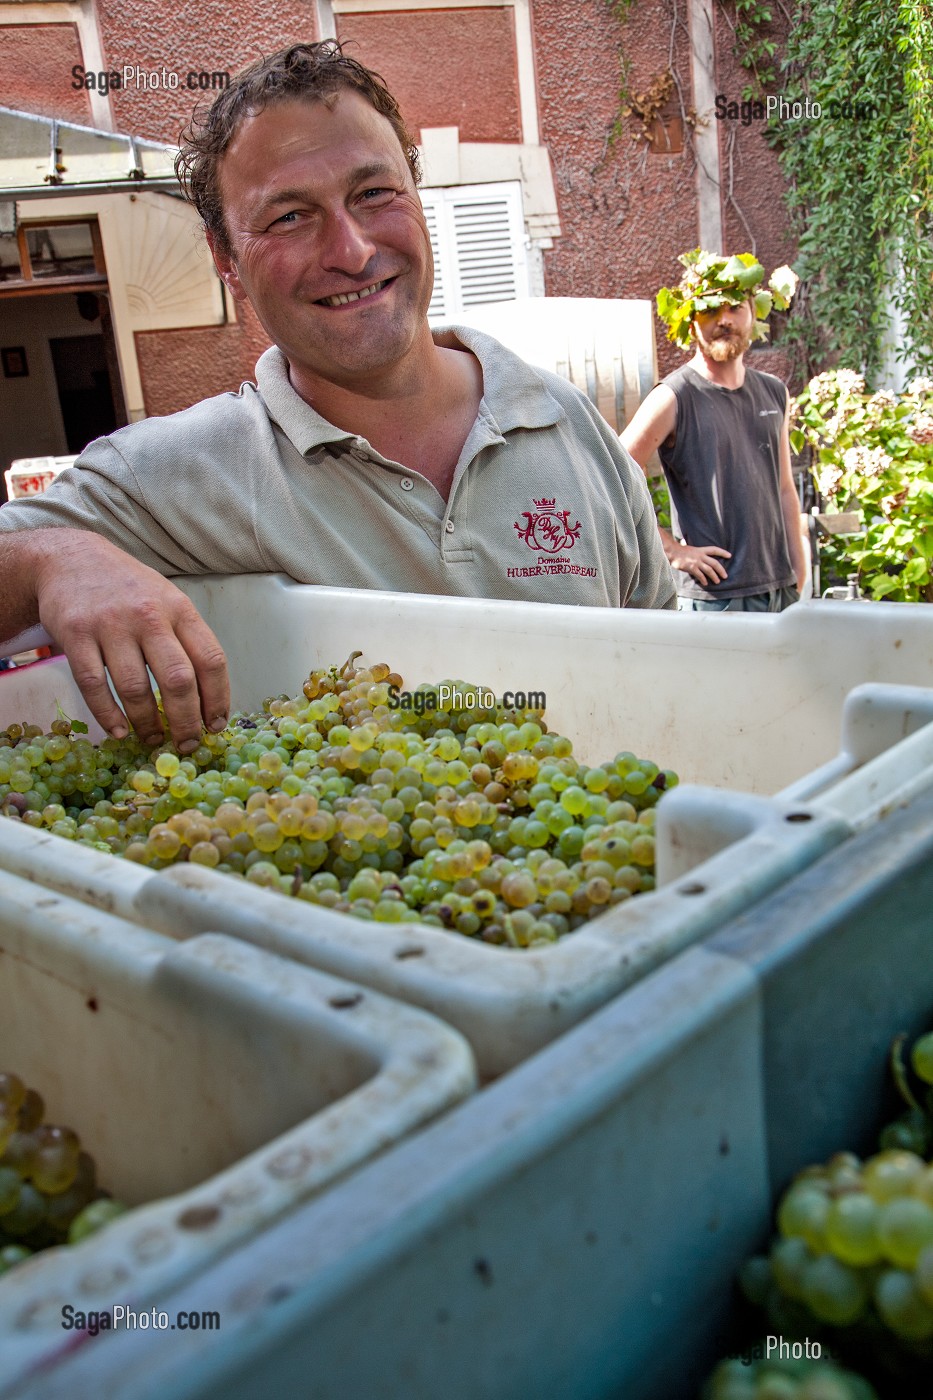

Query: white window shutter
left=420, top=194, right=448, bottom=323
left=421, top=182, right=528, bottom=324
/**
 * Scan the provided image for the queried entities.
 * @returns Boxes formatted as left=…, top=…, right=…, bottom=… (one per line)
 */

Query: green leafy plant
left=720, top=0, right=780, bottom=100
left=647, top=471, right=671, bottom=531
left=773, top=3, right=933, bottom=379
left=793, top=370, right=933, bottom=602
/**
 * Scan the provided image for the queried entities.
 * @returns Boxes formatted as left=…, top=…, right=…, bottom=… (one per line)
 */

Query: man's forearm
left=0, top=528, right=72, bottom=643
left=657, top=524, right=681, bottom=563
left=780, top=487, right=809, bottom=592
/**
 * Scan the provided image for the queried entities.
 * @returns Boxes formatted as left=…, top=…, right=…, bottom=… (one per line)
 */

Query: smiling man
left=0, top=42, right=674, bottom=752
left=623, top=249, right=807, bottom=612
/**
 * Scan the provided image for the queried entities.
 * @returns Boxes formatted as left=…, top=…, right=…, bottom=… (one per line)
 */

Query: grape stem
left=891, top=1032, right=923, bottom=1113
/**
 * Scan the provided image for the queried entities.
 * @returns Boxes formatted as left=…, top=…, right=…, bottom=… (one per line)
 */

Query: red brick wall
left=134, top=301, right=273, bottom=417
left=336, top=8, right=522, bottom=142
left=712, top=5, right=797, bottom=387
left=531, top=0, right=702, bottom=377
left=94, top=0, right=318, bottom=144
left=0, top=24, right=93, bottom=123
left=530, top=0, right=798, bottom=384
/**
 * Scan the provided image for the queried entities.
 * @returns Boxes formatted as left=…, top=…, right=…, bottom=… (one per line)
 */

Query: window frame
left=1, top=217, right=107, bottom=293
left=420, top=180, right=530, bottom=324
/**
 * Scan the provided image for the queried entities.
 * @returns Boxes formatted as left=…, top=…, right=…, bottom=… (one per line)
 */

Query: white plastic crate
left=2, top=577, right=933, bottom=1075
left=3, top=456, right=77, bottom=502
left=0, top=868, right=475, bottom=1390
left=5, top=574, right=933, bottom=790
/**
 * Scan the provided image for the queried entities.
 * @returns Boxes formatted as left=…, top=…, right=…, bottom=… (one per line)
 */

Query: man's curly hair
left=175, top=41, right=421, bottom=255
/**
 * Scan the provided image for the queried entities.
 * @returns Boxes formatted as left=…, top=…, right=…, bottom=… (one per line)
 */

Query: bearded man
left=622, top=250, right=808, bottom=612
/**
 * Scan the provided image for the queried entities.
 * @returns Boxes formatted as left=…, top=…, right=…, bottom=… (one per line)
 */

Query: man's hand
left=19, top=531, right=229, bottom=752
left=664, top=540, right=731, bottom=586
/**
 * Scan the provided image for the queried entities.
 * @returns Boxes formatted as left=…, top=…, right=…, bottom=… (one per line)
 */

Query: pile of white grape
left=0, top=1071, right=125, bottom=1272
left=703, top=1353, right=877, bottom=1400
left=0, top=656, right=676, bottom=948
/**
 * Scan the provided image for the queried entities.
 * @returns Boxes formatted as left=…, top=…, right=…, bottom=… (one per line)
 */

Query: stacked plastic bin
left=0, top=868, right=475, bottom=1391
left=22, top=784, right=931, bottom=1400
left=2, top=578, right=933, bottom=1397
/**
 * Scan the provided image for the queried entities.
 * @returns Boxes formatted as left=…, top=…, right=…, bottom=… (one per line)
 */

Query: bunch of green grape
left=741, top=1143, right=933, bottom=1362
left=0, top=656, right=677, bottom=948
left=702, top=1351, right=878, bottom=1400
left=748, top=1034, right=933, bottom=1355
left=715, top=1028, right=933, bottom=1394
left=0, top=1071, right=126, bottom=1274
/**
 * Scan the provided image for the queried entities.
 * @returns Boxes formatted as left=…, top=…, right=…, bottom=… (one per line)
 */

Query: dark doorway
left=49, top=333, right=119, bottom=454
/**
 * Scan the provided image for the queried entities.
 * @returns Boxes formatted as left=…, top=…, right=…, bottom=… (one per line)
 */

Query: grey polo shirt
left=0, top=325, right=675, bottom=610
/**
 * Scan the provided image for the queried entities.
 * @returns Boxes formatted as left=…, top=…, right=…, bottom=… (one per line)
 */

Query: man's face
left=692, top=298, right=755, bottom=362
left=209, top=89, right=434, bottom=390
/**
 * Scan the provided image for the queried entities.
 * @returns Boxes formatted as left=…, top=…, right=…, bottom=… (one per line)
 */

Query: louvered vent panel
left=422, top=200, right=447, bottom=322
left=451, top=199, right=517, bottom=306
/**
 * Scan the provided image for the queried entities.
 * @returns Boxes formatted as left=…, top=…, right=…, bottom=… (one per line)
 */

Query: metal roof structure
left=0, top=106, right=179, bottom=201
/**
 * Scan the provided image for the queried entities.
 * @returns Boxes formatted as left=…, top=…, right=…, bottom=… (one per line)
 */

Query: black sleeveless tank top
left=657, top=362, right=795, bottom=600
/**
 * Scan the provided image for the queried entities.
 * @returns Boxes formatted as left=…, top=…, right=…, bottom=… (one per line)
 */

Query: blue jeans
left=678, top=585, right=800, bottom=613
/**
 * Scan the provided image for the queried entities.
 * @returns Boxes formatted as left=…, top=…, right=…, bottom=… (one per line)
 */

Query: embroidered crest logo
left=514, top=498, right=582, bottom=553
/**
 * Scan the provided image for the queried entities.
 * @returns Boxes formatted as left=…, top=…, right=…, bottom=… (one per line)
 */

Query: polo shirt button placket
left=400, top=477, right=414, bottom=492
left=445, top=520, right=455, bottom=534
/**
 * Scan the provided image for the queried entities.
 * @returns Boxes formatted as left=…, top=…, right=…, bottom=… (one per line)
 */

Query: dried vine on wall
left=604, top=0, right=697, bottom=161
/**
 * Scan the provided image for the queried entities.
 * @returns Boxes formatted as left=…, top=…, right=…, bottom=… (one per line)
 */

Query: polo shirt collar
left=254, top=348, right=354, bottom=455
left=435, top=323, right=566, bottom=434
left=253, top=323, right=565, bottom=457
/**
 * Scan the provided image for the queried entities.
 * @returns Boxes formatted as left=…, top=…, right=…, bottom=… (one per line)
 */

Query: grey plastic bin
left=11, top=780, right=933, bottom=1400
left=0, top=870, right=475, bottom=1393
